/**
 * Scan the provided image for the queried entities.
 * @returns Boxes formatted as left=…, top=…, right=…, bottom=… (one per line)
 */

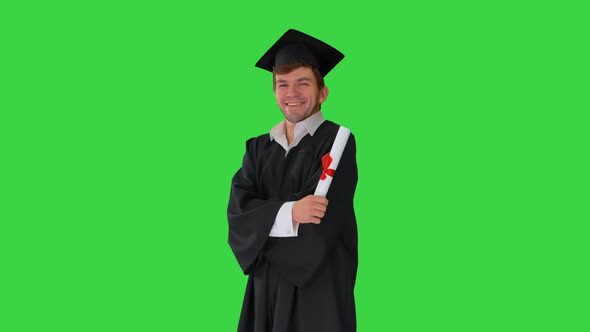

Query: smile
left=285, top=102, right=305, bottom=106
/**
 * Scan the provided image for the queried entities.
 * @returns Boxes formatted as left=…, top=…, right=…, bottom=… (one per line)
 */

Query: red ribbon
left=320, top=153, right=336, bottom=180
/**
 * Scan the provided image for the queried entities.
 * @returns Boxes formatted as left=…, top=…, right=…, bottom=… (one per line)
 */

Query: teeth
left=286, top=102, right=303, bottom=106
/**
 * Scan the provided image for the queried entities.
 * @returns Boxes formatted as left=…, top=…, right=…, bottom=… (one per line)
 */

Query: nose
left=286, top=84, right=300, bottom=97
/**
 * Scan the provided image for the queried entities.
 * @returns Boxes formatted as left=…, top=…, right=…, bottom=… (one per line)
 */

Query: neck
left=285, top=120, right=296, bottom=145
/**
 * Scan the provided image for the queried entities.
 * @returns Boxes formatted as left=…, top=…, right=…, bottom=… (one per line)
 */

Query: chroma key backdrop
left=1, top=1, right=588, bottom=331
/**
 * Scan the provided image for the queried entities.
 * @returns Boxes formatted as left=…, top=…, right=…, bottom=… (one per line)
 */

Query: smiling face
left=274, top=66, right=328, bottom=124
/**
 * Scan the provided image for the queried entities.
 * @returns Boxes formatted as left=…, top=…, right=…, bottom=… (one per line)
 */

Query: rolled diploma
left=314, top=126, right=351, bottom=197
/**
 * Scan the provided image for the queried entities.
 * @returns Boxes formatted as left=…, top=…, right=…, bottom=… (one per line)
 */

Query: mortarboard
left=255, top=29, right=344, bottom=77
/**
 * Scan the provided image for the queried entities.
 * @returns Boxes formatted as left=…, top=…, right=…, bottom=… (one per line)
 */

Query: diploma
left=314, top=126, right=351, bottom=197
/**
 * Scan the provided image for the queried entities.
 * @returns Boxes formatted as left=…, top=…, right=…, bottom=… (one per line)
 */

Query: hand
left=292, top=195, right=329, bottom=224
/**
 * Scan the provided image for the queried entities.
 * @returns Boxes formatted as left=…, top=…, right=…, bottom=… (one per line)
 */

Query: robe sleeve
left=262, top=134, right=358, bottom=288
left=227, top=138, right=285, bottom=275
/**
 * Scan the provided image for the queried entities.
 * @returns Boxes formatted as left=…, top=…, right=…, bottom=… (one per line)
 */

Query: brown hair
left=272, top=63, right=325, bottom=91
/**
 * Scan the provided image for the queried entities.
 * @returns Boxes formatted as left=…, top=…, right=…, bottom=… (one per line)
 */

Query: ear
left=319, top=86, right=329, bottom=104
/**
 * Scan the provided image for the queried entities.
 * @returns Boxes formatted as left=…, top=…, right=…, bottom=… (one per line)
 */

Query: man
left=228, top=29, right=358, bottom=332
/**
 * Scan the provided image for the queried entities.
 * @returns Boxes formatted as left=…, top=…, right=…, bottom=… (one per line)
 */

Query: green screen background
left=1, top=1, right=588, bottom=331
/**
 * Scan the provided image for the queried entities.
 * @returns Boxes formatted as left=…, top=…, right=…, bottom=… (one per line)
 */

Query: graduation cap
left=255, top=29, right=344, bottom=77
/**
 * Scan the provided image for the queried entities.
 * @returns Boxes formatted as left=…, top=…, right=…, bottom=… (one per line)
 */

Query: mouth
left=285, top=102, right=305, bottom=106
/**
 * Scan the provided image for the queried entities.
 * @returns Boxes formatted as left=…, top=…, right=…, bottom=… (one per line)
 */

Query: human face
left=274, top=67, right=328, bottom=124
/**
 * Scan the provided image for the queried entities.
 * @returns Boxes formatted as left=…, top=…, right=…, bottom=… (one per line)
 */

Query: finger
left=314, top=205, right=327, bottom=213
left=313, top=197, right=329, bottom=206
left=311, top=195, right=328, bottom=202
left=314, top=211, right=325, bottom=218
left=303, top=215, right=321, bottom=224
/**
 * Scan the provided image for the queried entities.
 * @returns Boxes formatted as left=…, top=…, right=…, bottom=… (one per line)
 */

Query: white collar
left=269, top=112, right=326, bottom=153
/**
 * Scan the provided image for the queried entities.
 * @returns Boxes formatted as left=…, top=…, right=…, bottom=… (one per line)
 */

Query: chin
left=280, top=110, right=300, bottom=122
left=285, top=116, right=303, bottom=124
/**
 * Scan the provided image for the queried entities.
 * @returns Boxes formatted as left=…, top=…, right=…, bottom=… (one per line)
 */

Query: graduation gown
left=228, top=120, right=358, bottom=332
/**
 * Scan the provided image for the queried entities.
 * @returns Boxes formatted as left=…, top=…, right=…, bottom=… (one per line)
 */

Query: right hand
left=292, top=195, right=329, bottom=224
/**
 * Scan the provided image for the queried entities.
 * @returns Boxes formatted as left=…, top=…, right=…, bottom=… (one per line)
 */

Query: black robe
left=228, top=120, right=358, bottom=332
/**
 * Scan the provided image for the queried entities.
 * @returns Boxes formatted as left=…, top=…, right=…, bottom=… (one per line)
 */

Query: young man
left=228, top=29, right=358, bottom=332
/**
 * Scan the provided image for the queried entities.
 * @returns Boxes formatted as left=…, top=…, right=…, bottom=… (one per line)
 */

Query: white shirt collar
left=269, top=112, right=325, bottom=153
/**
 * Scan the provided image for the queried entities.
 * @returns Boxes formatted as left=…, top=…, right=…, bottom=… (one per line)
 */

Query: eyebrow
left=276, top=77, right=312, bottom=83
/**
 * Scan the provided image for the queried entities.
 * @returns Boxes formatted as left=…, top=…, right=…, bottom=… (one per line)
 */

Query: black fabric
left=255, top=29, right=345, bottom=77
left=275, top=44, right=321, bottom=73
left=228, top=121, right=358, bottom=332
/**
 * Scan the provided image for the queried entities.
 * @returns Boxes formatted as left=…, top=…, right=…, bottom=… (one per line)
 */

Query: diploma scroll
left=314, top=126, right=351, bottom=197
